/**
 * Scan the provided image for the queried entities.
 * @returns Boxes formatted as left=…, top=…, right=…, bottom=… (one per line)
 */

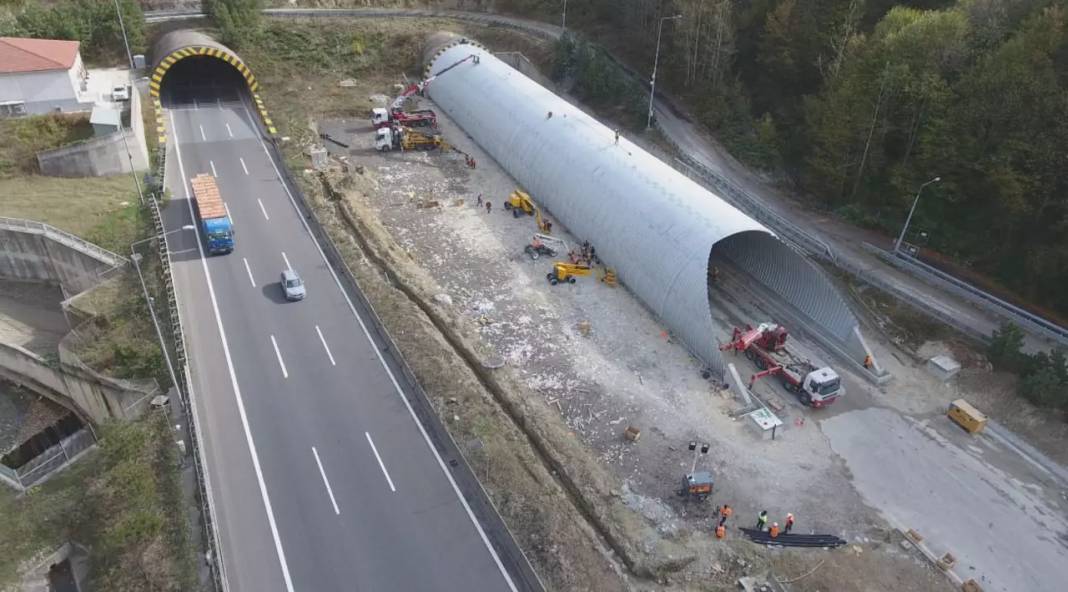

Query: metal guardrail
left=864, top=243, right=1068, bottom=346
left=0, top=216, right=128, bottom=268
left=145, top=145, right=224, bottom=592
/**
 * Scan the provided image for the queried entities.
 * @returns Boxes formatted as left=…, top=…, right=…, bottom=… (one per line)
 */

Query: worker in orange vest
left=769, top=522, right=780, bottom=538
left=719, top=504, right=733, bottom=526
left=863, top=354, right=874, bottom=369
left=715, top=523, right=726, bottom=539
left=784, top=513, right=795, bottom=534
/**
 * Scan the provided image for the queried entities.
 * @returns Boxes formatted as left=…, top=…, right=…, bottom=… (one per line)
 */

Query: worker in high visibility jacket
left=785, top=513, right=795, bottom=534
left=715, top=524, right=726, bottom=539
left=719, top=504, right=733, bottom=525
left=769, top=522, right=780, bottom=538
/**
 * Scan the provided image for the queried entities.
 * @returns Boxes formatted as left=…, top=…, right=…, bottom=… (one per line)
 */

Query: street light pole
left=894, top=176, right=941, bottom=253
left=112, top=0, right=135, bottom=70
left=647, top=15, right=683, bottom=130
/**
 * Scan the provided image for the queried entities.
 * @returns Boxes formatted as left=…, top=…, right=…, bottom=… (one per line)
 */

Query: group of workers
left=714, top=504, right=797, bottom=540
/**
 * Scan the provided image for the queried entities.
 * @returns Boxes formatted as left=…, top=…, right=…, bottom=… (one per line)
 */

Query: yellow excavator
left=547, top=262, right=591, bottom=285
left=504, top=189, right=552, bottom=233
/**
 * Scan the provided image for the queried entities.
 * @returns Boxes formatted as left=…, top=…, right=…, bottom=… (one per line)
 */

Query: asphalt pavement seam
left=240, top=101, right=520, bottom=591
left=170, top=109, right=297, bottom=592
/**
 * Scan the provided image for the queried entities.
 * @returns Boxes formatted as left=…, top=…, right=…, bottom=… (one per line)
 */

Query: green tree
left=987, top=322, right=1026, bottom=372
left=205, top=0, right=263, bottom=48
left=2, top=0, right=145, bottom=63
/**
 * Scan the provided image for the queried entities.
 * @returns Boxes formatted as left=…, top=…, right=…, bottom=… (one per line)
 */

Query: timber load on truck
left=190, top=174, right=234, bottom=255
left=720, top=323, right=843, bottom=407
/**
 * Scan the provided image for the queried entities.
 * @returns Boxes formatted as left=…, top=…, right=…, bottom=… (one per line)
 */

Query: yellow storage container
left=948, top=399, right=988, bottom=434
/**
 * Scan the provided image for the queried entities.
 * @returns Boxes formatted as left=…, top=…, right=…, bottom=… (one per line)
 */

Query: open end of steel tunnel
left=158, top=56, right=250, bottom=105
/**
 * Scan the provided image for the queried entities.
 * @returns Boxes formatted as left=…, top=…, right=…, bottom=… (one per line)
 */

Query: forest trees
left=1, top=0, right=145, bottom=62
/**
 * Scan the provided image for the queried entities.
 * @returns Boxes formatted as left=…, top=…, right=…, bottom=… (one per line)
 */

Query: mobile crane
left=720, top=323, right=843, bottom=408
left=370, top=54, right=481, bottom=129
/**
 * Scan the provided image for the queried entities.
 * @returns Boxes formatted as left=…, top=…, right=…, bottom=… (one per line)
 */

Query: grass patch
left=0, top=415, right=196, bottom=591
left=0, top=114, right=94, bottom=178
left=0, top=175, right=139, bottom=243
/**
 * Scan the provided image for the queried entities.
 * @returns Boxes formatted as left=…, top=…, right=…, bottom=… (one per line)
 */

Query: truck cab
left=370, top=107, right=391, bottom=129
left=800, top=367, right=842, bottom=407
left=374, top=127, right=396, bottom=151
left=202, top=217, right=234, bottom=255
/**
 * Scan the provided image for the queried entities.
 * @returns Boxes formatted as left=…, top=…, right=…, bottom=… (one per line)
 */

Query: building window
left=0, top=102, right=26, bottom=117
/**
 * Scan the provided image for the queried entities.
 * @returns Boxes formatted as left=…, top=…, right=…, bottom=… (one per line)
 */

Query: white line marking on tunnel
left=224, top=202, right=233, bottom=224
left=238, top=98, right=518, bottom=591
left=270, top=335, right=288, bottom=379
left=240, top=157, right=249, bottom=175
left=281, top=251, right=291, bottom=271
left=315, top=325, right=336, bottom=366
left=210, top=160, right=217, bottom=177
left=311, top=446, right=341, bottom=515
left=199, top=124, right=206, bottom=141
left=365, top=432, right=396, bottom=492
left=242, top=258, right=256, bottom=287
left=169, top=110, right=296, bottom=592
left=226, top=123, right=234, bottom=138
left=257, top=198, right=269, bottom=221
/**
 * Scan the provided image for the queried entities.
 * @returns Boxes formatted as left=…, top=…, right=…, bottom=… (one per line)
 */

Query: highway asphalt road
left=160, top=85, right=522, bottom=591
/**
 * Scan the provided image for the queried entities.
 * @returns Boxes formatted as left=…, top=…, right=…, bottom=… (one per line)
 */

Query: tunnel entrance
left=159, top=55, right=249, bottom=107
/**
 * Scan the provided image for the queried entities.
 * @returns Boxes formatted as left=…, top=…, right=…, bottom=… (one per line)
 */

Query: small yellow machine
left=505, top=189, right=552, bottom=233
left=547, top=262, right=591, bottom=285
left=947, top=399, right=988, bottom=434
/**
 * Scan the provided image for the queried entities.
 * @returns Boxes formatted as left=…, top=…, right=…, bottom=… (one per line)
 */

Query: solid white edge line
left=257, top=198, right=269, bottom=221
left=240, top=157, right=249, bottom=176
left=281, top=251, right=291, bottom=271
left=315, top=325, right=336, bottom=366
left=210, top=160, right=218, bottom=177
left=269, top=334, right=288, bottom=379
left=311, top=446, right=341, bottom=515
left=227, top=122, right=234, bottom=138
left=364, top=432, right=396, bottom=492
left=200, top=124, right=207, bottom=141
left=240, top=102, right=519, bottom=591
left=242, top=257, right=256, bottom=287
left=170, top=109, right=296, bottom=592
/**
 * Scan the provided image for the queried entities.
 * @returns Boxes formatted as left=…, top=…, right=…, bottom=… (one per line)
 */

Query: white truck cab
left=374, top=127, right=394, bottom=151
left=370, top=107, right=390, bottom=128
left=801, top=367, right=843, bottom=407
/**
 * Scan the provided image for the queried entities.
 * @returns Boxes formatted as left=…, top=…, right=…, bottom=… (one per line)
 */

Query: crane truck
left=720, top=323, right=843, bottom=407
left=190, top=174, right=234, bottom=255
left=370, top=53, right=480, bottom=129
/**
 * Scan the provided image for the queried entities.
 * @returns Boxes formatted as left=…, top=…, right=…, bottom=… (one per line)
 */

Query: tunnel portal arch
left=150, top=30, right=258, bottom=99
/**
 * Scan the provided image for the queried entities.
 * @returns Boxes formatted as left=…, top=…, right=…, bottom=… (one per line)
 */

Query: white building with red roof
left=0, top=37, right=89, bottom=116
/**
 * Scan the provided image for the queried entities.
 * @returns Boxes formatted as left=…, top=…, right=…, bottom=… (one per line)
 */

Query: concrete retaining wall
left=36, top=91, right=149, bottom=177
left=0, top=220, right=125, bottom=297
left=0, top=341, right=157, bottom=424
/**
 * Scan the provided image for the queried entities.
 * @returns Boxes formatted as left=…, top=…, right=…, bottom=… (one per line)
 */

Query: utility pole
left=894, top=176, right=941, bottom=253
left=112, top=0, right=134, bottom=70
left=647, top=14, right=683, bottom=130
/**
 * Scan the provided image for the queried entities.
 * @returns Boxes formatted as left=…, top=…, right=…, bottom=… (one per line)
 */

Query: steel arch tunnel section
left=149, top=30, right=277, bottom=144
left=424, top=37, right=882, bottom=381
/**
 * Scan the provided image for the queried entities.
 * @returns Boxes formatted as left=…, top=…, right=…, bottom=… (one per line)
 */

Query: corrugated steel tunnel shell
left=426, top=41, right=862, bottom=377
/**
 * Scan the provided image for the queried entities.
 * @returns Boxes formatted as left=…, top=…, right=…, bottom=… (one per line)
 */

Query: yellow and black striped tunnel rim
left=149, top=45, right=260, bottom=97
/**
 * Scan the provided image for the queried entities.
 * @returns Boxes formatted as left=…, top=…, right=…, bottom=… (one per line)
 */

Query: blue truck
left=190, top=174, right=234, bottom=254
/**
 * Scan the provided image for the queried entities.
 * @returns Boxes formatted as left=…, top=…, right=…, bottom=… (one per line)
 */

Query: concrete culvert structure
left=424, top=36, right=876, bottom=380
